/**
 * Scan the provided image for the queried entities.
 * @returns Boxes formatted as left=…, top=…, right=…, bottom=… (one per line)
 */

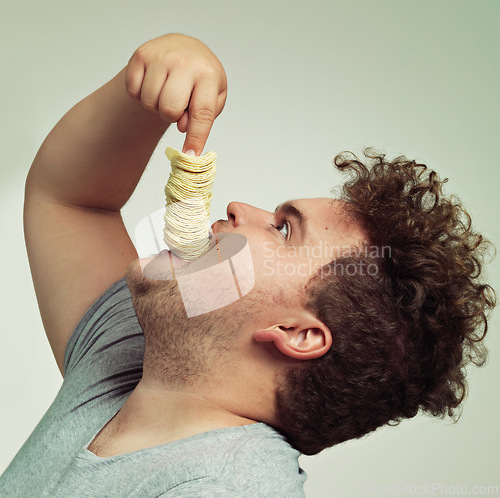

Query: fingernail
left=185, top=149, right=196, bottom=156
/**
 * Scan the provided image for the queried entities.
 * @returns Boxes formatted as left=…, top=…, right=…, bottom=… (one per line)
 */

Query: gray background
left=1, top=1, right=499, bottom=496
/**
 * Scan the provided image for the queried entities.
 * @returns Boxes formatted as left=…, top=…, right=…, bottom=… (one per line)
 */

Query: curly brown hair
left=275, top=150, right=496, bottom=455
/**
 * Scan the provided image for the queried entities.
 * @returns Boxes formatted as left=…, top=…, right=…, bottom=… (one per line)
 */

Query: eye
left=272, top=221, right=291, bottom=240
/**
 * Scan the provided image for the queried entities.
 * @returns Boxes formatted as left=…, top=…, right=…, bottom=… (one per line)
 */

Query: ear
left=253, top=312, right=332, bottom=360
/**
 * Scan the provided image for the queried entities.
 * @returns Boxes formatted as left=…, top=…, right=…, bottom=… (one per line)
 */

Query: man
left=0, top=33, right=494, bottom=496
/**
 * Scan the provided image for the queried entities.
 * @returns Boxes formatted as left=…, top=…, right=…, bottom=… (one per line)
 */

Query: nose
left=226, top=202, right=274, bottom=228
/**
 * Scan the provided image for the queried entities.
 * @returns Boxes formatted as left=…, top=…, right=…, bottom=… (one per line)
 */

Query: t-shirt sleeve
left=62, top=277, right=145, bottom=399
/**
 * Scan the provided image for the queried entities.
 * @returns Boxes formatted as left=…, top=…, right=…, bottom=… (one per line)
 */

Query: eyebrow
left=275, top=201, right=307, bottom=241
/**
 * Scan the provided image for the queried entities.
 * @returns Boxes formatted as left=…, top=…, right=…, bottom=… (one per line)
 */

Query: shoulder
left=63, top=277, right=144, bottom=380
left=159, top=478, right=245, bottom=497
left=146, top=424, right=306, bottom=497
left=218, top=423, right=307, bottom=497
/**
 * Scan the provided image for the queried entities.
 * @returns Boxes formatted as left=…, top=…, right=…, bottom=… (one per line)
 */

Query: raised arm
left=24, top=34, right=227, bottom=373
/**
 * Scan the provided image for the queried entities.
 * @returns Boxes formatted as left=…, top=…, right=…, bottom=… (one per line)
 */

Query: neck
left=114, top=378, right=258, bottom=444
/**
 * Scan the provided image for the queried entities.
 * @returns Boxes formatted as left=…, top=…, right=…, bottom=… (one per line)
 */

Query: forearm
left=26, top=67, right=170, bottom=211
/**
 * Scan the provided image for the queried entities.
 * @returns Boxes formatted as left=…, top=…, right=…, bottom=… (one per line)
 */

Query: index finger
left=182, top=82, right=218, bottom=156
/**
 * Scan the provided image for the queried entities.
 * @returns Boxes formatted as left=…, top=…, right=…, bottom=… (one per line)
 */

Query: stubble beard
left=125, top=259, right=247, bottom=388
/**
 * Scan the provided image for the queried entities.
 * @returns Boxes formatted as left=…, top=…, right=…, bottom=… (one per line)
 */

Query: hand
left=125, top=34, right=227, bottom=156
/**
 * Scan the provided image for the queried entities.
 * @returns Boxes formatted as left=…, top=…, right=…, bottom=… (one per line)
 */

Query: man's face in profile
left=124, top=195, right=367, bottom=392
left=213, top=198, right=367, bottom=297
left=127, top=197, right=367, bottom=325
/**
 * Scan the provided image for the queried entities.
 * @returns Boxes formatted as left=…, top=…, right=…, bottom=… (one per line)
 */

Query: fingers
left=182, top=80, right=219, bottom=155
left=140, top=64, right=169, bottom=113
left=157, top=71, right=192, bottom=123
left=124, top=57, right=145, bottom=100
left=127, top=62, right=192, bottom=124
left=177, top=110, right=189, bottom=133
left=125, top=35, right=228, bottom=155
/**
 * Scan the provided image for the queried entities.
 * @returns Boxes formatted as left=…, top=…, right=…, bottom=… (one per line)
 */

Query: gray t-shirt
left=0, top=278, right=306, bottom=497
